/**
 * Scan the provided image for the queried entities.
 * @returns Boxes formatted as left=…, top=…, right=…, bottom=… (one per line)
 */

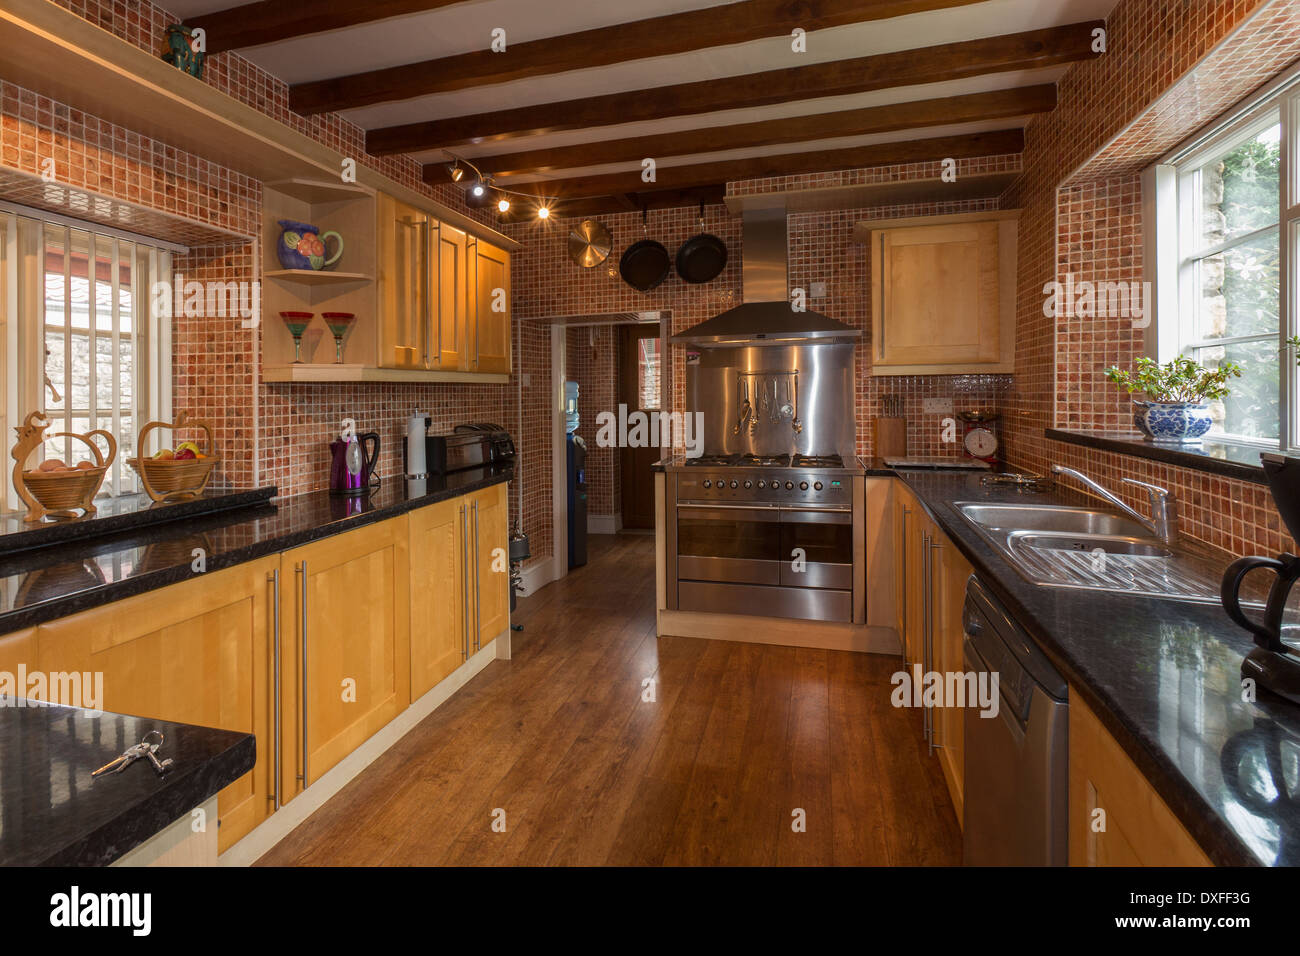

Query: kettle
left=329, top=432, right=380, bottom=496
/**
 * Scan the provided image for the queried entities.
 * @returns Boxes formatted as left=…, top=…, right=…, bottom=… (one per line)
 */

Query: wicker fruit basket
left=10, top=411, right=117, bottom=522
left=127, top=412, right=220, bottom=502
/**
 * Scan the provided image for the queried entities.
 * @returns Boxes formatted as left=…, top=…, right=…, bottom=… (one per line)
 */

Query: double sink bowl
left=954, top=501, right=1233, bottom=604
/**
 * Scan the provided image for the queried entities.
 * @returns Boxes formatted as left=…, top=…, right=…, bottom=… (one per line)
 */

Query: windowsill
left=1045, top=428, right=1269, bottom=484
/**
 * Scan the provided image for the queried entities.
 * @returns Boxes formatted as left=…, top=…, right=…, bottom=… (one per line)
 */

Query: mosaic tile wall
left=1002, top=0, right=1300, bottom=558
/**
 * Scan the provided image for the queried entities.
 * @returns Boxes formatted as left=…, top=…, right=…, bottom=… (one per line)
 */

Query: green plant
left=1104, top=356, right=1241, bottom=403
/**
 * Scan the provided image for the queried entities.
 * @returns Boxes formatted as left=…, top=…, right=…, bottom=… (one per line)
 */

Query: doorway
left=619, top=324, right=661, bottom=530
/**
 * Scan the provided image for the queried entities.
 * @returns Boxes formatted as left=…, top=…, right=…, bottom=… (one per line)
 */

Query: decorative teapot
left=276, top=220, right=344, bottom=271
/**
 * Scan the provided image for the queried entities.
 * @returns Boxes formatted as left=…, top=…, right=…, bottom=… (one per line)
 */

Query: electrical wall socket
left=521, top=373, right=531, bottom=387
left=922, top=397, right=953, bottom=415
left=809, top=281, right=827, bottom=298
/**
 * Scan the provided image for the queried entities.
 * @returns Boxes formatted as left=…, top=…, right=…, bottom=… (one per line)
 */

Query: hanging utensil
left=568, top=219, right=612, bottom=268
left=674, top=201, right=728, bottom=284
left=619, top=208, right=671, bottom=292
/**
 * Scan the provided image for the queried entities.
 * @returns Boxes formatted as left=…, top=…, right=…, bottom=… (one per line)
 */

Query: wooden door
left=873, top=220, right=1000, bottom=369
left=619, top=324, right=663, bottom=529
left=408, top=498, right=466, bottom=698
left=933, top=531, right=971, bottom=820
left=903, top=504, right=928, bottom=671
left=377, top=193, right=428, bottom=369
left=281, top=519, right=410, bottom=795
left=1069, top=690, right=1210, bottom=866
left=36, top=558, right=278, bottom=852
left=471, top=483, right=510, bottom=648
left=471, top=239, right=511, bottom=374
left=431, top=220, right=468, bottom=371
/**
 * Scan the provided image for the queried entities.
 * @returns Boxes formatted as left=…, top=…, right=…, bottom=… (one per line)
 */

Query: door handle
left=900, top=508, right=910, bottom=636
left=419, top=219, right=430, bottom=368
left=460, top=505, right=470, bottom=660
left=296, top=561, right=308, bottom=789
left=472, top=499, right=482, bottom=652
left=928, top=537, right=944, bottom=755
left=922, top=532, right=932, bottom=747
left=269, top=568, right=281, bottom=810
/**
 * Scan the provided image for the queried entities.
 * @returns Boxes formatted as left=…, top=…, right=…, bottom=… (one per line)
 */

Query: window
left=1148, top=72, right=1300, bottom=449
left=1, top=207, right=172, bottom=508
left=637, top=336, right=661, bottom=411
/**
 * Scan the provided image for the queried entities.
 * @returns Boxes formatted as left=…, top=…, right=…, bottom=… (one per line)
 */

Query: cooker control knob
left=770, top=476, right=780, bottom=487
left=730, top=479, right=739, bottom=489
left=799, top=481, right=809, bottom=491
left=784, top=481, right=794, bottom=490
left=702, top=479, right=711, bottom=489
left=756, top=480, right=765, bottom=489
left=813, top=481, right=823, bottom=491
left=743, top=480, right=753, bottom=489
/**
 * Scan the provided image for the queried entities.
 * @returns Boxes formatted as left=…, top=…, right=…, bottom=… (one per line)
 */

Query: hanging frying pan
left=619, top=209, right=671, bottom=292
left=675, top=203, right=727, bottom=284
left=567, top=219, right=612, bottom=268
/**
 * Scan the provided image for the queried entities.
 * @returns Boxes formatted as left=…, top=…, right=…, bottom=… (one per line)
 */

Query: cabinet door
left=408, top=498, right=467, bottom=698
left=893, top=485, right=911, bottom=644
left=0, top=628, right=36, bottom=676
left=873, top=220, right=1000, bottom=370
left=281, top=519, right=410, bottom=795
left=903, top=506, right=928, bottom=670
left=36, top=558, right=277, bottom=852
left=431, top=220, right=468, bottom=371
left=1069, top=690, right=1210, bottom=866
left=471, top=239, right=511, bottom=374
left=470, top=483, right=510, bottom=648
left=933, top=533, right=971, bottom=820
left=377, top=193, right=428, bottom=369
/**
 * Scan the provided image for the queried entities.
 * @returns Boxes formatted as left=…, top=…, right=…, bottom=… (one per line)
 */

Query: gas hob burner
left=685, top=454, right=737, bottom=467
left=738, top=453, right=791, bottom=467
left=792, top=454, right=843, bottom=468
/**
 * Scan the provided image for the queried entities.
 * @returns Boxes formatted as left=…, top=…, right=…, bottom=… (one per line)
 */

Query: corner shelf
left=263, top=364, right=509, bottom=384
left=265, top=178, right=372, bottom=205
left=264, top=269, right=372, bottom=284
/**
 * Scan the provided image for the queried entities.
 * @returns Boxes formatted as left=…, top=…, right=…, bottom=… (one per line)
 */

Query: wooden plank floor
left=256, top=533, right=961, bottom=866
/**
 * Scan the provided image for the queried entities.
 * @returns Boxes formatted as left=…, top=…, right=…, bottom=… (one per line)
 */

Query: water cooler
left=565, top=380, right=587, bottom=569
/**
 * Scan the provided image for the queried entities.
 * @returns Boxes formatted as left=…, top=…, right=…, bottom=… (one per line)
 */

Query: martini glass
left=322, top=312, right=356, bottom=364
left=279, top=311, right=313, bottom=364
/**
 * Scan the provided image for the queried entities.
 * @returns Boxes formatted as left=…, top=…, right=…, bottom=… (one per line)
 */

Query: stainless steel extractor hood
left=671, top=206, right=861, bottom=347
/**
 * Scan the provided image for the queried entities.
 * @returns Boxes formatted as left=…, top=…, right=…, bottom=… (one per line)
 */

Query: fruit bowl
left=127, top=413, right=220, bottom=502
left=22, top=462, right=112, bottom=515
left=8, top=412, right=117, bottom=522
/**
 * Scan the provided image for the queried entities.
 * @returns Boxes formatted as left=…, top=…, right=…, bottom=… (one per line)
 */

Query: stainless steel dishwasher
left=962, top=576, right=1069, bottom=866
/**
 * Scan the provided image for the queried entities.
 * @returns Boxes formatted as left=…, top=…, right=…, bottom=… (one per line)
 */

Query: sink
left=952, top=501, right=1228, bottom=603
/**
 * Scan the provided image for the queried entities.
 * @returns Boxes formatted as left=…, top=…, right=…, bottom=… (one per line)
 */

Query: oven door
left=675, top=503, right=782, bottom=585
left=780, top=506, right=853, bottom=589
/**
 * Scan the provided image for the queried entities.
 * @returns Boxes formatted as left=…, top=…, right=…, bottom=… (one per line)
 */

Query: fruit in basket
left=76, top=461, right=96, bottom=470
left=152, top=447, right=175, bottom=460
left=38, top=459, right=68, bottom=472
left=176, top=441, right=202, bottom=457
left=175, top=448, right=197, bottom=461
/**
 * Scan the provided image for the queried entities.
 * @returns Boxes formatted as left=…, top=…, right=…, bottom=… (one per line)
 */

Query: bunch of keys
left=92, top=730, right=175, bottom=778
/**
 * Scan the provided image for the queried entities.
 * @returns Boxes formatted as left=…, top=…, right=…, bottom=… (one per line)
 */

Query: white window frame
left=1145, top=65, right=1300, bottom=452
left=0, top=203, right=178, bottom=509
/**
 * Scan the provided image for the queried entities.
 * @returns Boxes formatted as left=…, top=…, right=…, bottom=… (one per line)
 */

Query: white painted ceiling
left=160, top=0, right=1121, bottom=202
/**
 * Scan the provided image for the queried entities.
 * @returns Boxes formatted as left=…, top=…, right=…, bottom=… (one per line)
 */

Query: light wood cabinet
left=866, top=210, right=1017, bottom=375
left=0, top=627, right=36, bottom=675
left=377, top=193, right=429, bottom=370
left=471, top=239, right=512, bottom=375
left=1069, top=689, right=1211, bottom=866
left=408, top=498, right=467, bottom=699
left=470, top=482, right=511, bottom=647
left=280, top=520, right=410, bottom=796
left=35, top=558, right=278, bottom=852
left=932, top=531, right=971, bottom=821
left=432, top=220, right=469, bottom=371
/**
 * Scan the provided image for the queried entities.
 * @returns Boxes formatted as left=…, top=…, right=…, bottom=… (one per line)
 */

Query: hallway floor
left=256, top=533, right=960, bottom=865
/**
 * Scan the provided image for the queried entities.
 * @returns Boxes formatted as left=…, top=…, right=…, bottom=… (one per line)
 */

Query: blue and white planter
left=1133, top=401, right=1213, bottom=444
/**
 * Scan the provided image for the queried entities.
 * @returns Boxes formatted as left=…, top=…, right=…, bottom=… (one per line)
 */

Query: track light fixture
left=537, top=204, right=550, bottom=220
left=446, top=161, right=465, bottom=183
left=497, top=196, right=511, bottom=213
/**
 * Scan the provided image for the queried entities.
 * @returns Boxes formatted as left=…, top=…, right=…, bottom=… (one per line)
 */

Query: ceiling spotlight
left=446, top=161, right=465, bottom=183
left=471, top=181, right=486, bottom=197
left=537, top=204, right=550, bottom=220
left=497, top=197, right=511, bottom=213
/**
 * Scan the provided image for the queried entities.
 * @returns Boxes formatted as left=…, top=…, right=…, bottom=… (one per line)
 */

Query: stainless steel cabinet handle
left=922, top=532, right=931, bottom=746
left=270, top=568, right=281, bottom=810
left=900, top=507, right=911, bottom=637
left=472, top=499, right=482, bottom=652
left=420, top=219, right=430, bottom=367
left=296, top=561, right=308, bottom=788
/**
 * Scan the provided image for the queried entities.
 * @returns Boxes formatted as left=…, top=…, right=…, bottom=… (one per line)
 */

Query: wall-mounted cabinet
left=262, top=180, right=511, bottom=384
left=859, top=210, right=1018, bottom=376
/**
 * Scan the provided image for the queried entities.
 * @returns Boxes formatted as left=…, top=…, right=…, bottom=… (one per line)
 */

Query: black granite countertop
left=0, top=701, right=254, bottom=865
left=0, top=465, right=513, bottom=633
left=894, top=468, right=1300, bottom=867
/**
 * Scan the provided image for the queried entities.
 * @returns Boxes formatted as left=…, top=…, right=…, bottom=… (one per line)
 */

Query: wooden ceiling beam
left=473, top=85, right=1056, bottom=178
left=368, top=22, right=1099, bottom=154
left=186, top=1, right=466, bottom=55
left=482, top=129, right=1023, bottom=202
left=290, top=0, right=989, bottom=115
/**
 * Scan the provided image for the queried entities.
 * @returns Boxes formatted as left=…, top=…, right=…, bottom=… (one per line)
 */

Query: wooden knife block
left=874, top=418, right=907, bottom=459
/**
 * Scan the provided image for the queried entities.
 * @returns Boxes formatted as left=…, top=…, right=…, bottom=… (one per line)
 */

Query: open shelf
left=263, top=364, right=509, bottom=384
left=265, top=269, right=372, bottom=284
left=266, top=178, right=373, bottom=205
